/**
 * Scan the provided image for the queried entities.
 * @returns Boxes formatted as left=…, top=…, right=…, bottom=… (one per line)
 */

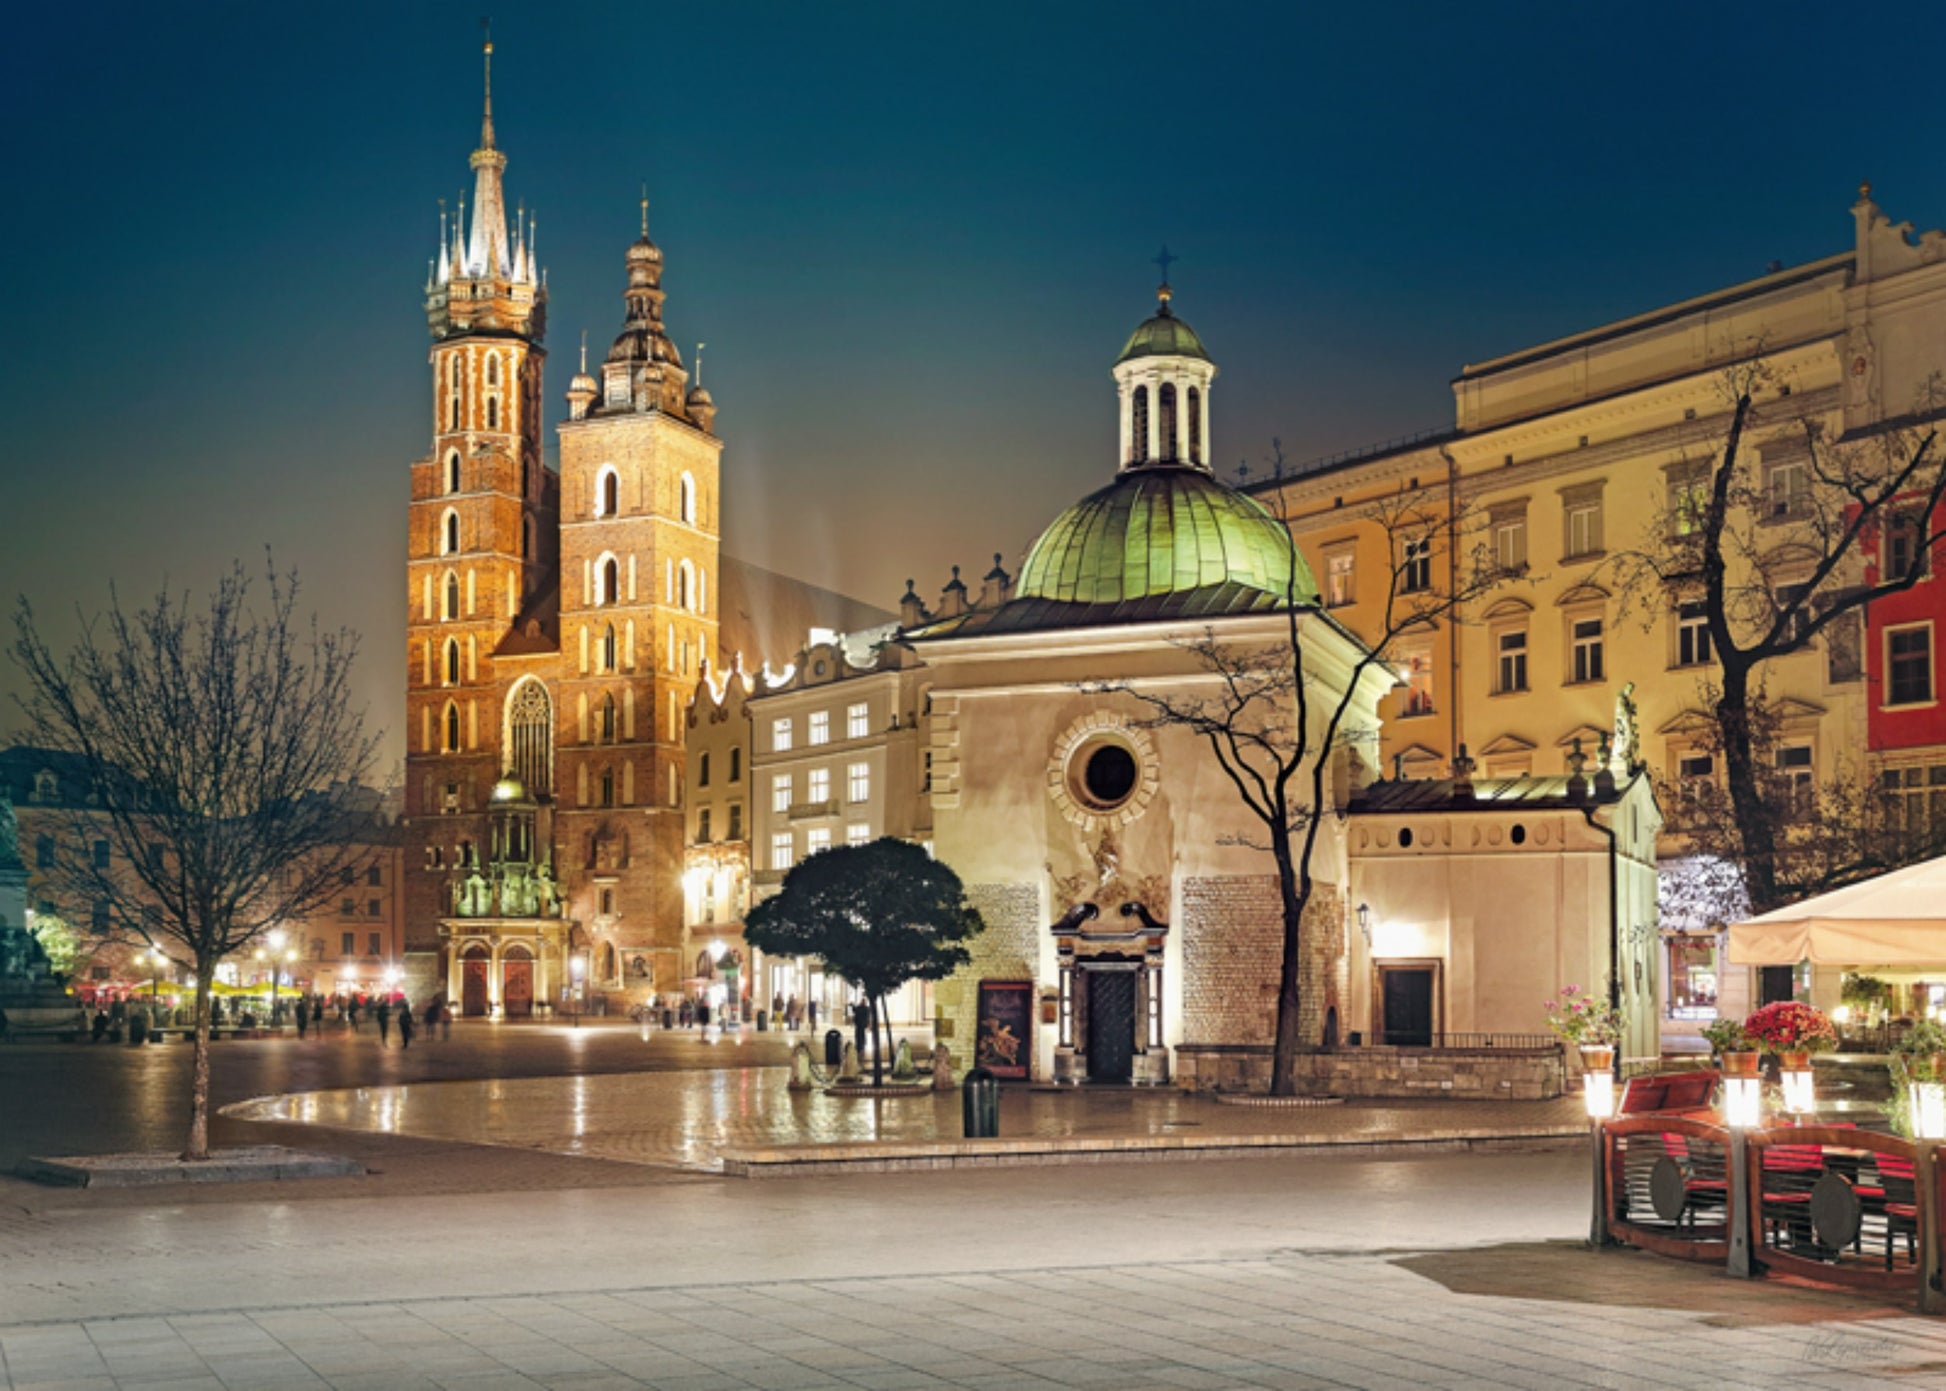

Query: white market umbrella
left=1728, top=854, right=1946, bottom=965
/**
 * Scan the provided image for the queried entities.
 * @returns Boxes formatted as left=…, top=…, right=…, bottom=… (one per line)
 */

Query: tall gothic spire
left=466, top=34, right=511, bottom=277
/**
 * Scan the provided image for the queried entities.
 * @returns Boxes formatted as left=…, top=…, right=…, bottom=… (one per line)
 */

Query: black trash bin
left=756, top=1010, right=768, bottom=1032
left=127, top=1014, right=148, bottom=1046
left=962, top=1066, right=999, bottom=1138
left=824, top=1028, right=844, bottom=1068
left=662, top=1007, right=674, bottom=1029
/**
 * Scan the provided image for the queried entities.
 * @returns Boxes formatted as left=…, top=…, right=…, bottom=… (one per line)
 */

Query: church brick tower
left=400, top=40, right=720, bottom=1010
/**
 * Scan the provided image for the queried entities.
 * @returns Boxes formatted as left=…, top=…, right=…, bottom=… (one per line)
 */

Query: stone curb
left=17, top=1145, right=366, bottom=1188
left=718, top=1125, right=1585, bottom=1177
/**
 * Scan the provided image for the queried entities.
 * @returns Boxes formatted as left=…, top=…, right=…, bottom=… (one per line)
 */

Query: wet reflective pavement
left=227, top=1066, right=1584, bottom=1172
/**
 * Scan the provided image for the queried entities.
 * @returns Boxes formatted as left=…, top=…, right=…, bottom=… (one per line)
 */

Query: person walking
left=346, top=998, right=360, bottom=1033
left=808, top=999, right=818, bottom=1030
left=397, top=1001, right=415, bottom=1050
left=376, top=998, right=392, bottom=1046
left=312, top=996, right=325, bottom=1037
left=421, top=999, right=439, bottom=1042
left=441, top=1000, right=453, bottom=1041
left=295, top=1000, right=309, bottom=1040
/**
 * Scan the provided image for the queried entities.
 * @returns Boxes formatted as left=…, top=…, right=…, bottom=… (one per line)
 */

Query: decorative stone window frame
left=1487, top=497, right=1529, bottom=576
left=1047, top=712, right=1159, bottom=832
left=1559, top=479, right=1606, bottom=562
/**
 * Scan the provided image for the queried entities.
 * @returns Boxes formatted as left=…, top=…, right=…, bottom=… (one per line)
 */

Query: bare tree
left=1099, top=462, right=1510, bottom=1094
left=1607, top=360, right=1945, bottom=913
left=11, top=562, right=379, bottom=1159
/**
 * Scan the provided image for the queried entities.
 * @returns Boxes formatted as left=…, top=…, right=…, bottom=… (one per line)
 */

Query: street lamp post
left=570, top=953, right=586, bottom=1028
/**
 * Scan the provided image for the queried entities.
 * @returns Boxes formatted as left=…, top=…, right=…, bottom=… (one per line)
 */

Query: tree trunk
left=183, top=960, right=215, bottom=1161
left=1269, top=841, right=1308, bottom=1097
left=875, top=992, right=891, bottom=1089
left=1716, top=664, right=1782, bottom=912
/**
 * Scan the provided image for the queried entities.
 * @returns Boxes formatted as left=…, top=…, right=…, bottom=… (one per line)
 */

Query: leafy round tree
left=745, top=838, right=983, bottom=1086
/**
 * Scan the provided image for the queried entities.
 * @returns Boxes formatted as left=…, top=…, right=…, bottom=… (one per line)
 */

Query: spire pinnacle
left=695, top=342, right=706, bottom=386
left=579, top=330, right=588, bottom=373
left=479, top=20, right=496, bottom=151
left=641, top=183, right=650, bottom=237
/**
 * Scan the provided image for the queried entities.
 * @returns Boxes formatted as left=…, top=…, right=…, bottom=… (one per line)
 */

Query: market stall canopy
left=1728, top=856, right=1946, bottom=965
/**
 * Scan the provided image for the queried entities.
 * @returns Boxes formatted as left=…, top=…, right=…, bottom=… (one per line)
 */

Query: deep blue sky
left=5, top=1, right=1943, bottom=769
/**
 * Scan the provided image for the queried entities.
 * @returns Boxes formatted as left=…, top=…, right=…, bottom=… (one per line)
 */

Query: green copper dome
left=1016, top=465, right=1316, bottom=609
left=1116, top=300, right=1210, bottom=365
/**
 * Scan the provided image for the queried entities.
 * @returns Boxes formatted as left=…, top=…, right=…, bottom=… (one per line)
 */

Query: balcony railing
left=1365, top=1030, right=1558, bottom=1050
left=787, top=799, right=837, bottom=821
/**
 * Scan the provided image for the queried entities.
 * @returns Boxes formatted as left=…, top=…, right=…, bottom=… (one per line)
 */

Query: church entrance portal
left=1085, top=968, right=1137, bottom=1083
left=461, top=946, right=489, bottom=1017
left=503, top=948, right=535, bottom=1019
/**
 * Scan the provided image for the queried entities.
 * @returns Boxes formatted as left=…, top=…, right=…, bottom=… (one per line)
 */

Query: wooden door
left=1380, top=967, right=1435, bottom=1046
left=1086, top=971, right=1136, bottom=1082
left=462, top=956, right=488, bottom=1017
left=503, top=957, right=534, bottom=1018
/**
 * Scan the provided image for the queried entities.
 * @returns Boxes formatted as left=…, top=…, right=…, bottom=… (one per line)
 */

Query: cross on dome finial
left=641, top=183, right=650, bottom=237
left=579, top=329, right=587, bottom=373
left=1153, top=245, right=1176, bottom=286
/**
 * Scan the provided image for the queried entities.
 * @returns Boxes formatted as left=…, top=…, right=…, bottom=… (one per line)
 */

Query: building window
left=679, top=472, right=696, bottom=525
left=368, top=898, right=382, bottom=917
left=341, top=897, right=357, bottom=916
left=848, top=761, right=871, bottom=802
left=847, top=822, right=871, bottom=846
left=1400, top=537, right=1432, bottom=594
left=808, top=710, right=830, bottom=746
left=1325, top=549, right=1355, bottom=608
left=1776, top=744, right=1814, bottom=817
left=1130, top=386, right=1149, bottom=463
left=1889, top=625, right=1934, bottom=707
left=507, top=679, right=552, bottom=794
left=728, top=803, right=743, bottom=840
left=1775, top=582, right=1812, bottom=647
left=367, top=864, right=382, bottom=886
left=772, top=775, right=792, bottom=814
left=1570, top=616, right=1604, bottom=685
left=698, top=752, right=711, bottom=788
left=599, top=557, right=620, bottom=606
left=771, top=832, right=794, bottom=872
left=600, top=767, right=616, bottom=807
left=1668, top=465, right=1709, bottom=537
left=1677, top=752, right=1715, bottom=805
left=600, top=693, right=617, bottom=742
left=847, top=702, right=869, bottom=739
left=923, top=750, right=933, bottom=792
left=1676, top=600, right=1711, bottom=668
left=677, top=561, right=692, bottom=612
left=602, top=624, right=617, bottom=673
left=1666, top=937, right=1719, bottom=1018
left=1491, top=506, right=1528, bottom=573
left=92, top=839, right=110, bottom=869
left=600, top=887, right=615, bottom=917
left=1563, top=484, right=1604, bottom=559
left=1887, top=512, right=1930, bottom=580
left=444, top=571, right=461, bottom=620
left=1767, top=458, right=1808, bottom=518
left=807, top=767, right=830, bottom=804
left=444, top=638, right=461, bottom=686
left=368, top=932, right=382, bottom=956
left=599, top=468, right=619, bottom=518
left=34, top=835, right=53, bottom=870
left=341, top=932, right=355, bottom=956
left=1186, top=386, right=1202, bottom=464
left=443, top=511, right=460, bottom=556
left=1398, top=643, right=1434, bottom=717
left=729, top=747, right=742, bottom=782
left=1495, top=629, right=1528, bottom=694
left=1157, top=383, right=1178, bottom=461
left=444, top=701, right=461, bottom=752
left=1883, top=764, right=1946, bottom=845
left=772, top=717, right=793, bottom=752
left=806, top=827, right=831, bottom=857
left=446, top=452, right=462, bottom=495
left=698, top=807, right=712, bottom=843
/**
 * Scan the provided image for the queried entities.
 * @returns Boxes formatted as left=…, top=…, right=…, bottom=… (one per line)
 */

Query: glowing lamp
left=1723, top=1076, right=1764, bottom=1129
left=1583, top=1069, right=1616, bottom=1120
left=1912, top=1081, right=1946, bottom=1141
left=1832, top=1004, right=1852, bottom=1026
left=1781, top=1068, right=1816, bottom=1115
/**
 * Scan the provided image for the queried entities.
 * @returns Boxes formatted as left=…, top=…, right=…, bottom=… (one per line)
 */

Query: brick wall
left=1174, top=1042, right=1564, bottom=1100
left=937, top=881, right=1039, bottom=1065
left=1180, top=876, right=1348, bottom=1050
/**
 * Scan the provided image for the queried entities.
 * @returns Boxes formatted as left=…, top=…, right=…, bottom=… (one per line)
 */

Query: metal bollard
left=824, top=1028, right=844, bottom=1068
left=962, top=1066, right=1000, bottom=1138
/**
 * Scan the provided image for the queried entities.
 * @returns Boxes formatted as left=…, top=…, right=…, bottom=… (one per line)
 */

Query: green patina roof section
left=1016, top=465, right=1317, bottom=609
left=1116, top=310, right=1210, bottom=364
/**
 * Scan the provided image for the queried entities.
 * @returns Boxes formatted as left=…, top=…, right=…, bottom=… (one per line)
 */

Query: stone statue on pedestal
left=0, top=793, right=84, bottom=1035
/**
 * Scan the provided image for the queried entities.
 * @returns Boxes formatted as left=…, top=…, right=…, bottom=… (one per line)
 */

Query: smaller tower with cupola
left=1113, top=256, right=1215, bottom=471
left=551, top=196, right=724, bottom=995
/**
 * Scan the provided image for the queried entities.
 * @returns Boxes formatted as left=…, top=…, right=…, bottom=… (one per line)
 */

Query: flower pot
left=1777, top=1049, right=1810, bottom=1071
left=1720, top=1051, right=1761, bottom=1078
left=1578, top=1044, right=1616, bottom=1073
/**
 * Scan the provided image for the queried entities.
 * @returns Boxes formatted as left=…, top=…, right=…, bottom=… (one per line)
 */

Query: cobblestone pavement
left=227, top=1068, right=1585, bottom=1172
left=5, top=1246, right=1946, bottom=1390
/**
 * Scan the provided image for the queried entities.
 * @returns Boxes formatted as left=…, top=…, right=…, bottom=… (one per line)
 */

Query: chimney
left=937, top=565, right=969, bottom=619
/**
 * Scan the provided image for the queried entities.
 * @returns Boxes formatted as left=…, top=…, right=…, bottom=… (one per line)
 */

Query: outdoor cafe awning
left=1728, top=855, right=1946, bottom=965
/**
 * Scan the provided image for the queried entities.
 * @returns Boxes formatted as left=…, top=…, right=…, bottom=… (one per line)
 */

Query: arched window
left=679, top=472, right=696, bottom=525
left=699, top=752, right=711, bottom=787
left=600, top=692, right=617, bottom=742
left=599, top=468, right=619, bottom=518
left=1187, top=387, right=1202, bottom=464
left=450, top=356, right=461, bottom=390
left=1158, top=383, right=1177, bottom=462
left=486, top=397, right=499, bottom=430
left=600, top=767, right=616, bottom=807
left=520, top=458, right=530, bottom=497
left=506, top=679, right=553, bottom=793
left=445, top=452, right=462, bottom=494
left=485, top=355, right=500, bottom=386
left=1131, top=386, right=1149, bottom=463
left=444, top=638, right=460, bottom=686
left=442, top=510, right=460, bottom=555
left=521, top=516, right=533, bottom=560
left=676, top=561, right=691, bottom=611
left=600, top=556, right=620, bottom=605
left=602, top=623, right=618, bottom=672
left=443, top=570, right=461, bottom=620
left=729, top=747, right=741, bottom=781
left=450, top=398, right=461, bottom=431
left=443, top=701, right=461, bottom=753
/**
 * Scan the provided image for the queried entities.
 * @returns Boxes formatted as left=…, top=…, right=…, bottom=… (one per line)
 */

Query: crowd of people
left=80, top=992, right=455, bottom=1049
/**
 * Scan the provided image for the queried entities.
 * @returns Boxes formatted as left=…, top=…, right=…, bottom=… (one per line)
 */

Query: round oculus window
left=1076, top=742, right=1138, bottom=810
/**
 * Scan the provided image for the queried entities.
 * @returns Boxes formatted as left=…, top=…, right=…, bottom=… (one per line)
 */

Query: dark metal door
left=1086, top=971, right=1136, bottom=1082
left=1759, top=966, right=1795, bottom=1007
left=1381, top=968, right=1434, bottom=1046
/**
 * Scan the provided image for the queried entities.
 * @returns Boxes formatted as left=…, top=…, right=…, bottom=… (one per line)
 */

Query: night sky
left=5, top=1, right=1944, bottom=770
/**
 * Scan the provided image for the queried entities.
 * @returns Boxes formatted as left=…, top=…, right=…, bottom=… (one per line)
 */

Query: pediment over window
left=1555, top=582, right=1611, bottom=608
left=1478, top=733, right=1536, bottom=757
left=1657, top=707, right=1714, bottom=736
left=1556, top=723, right=1608, bottom=749
left=1482, top=598, right=1533, bottom=621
